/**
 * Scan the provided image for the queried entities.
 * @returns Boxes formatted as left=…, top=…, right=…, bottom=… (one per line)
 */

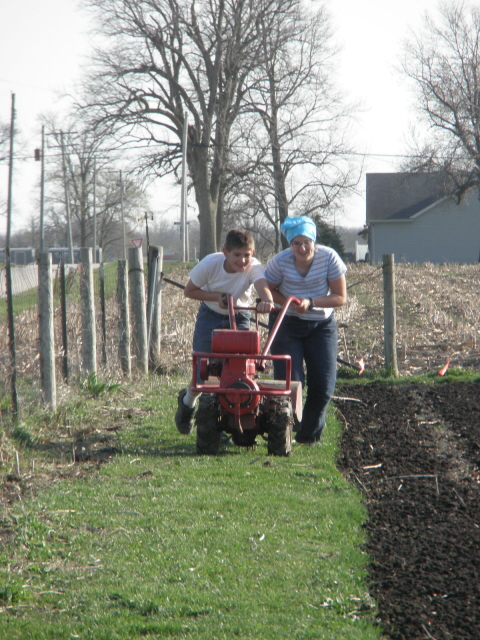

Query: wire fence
left=1, top=260, right=479, bottom=414
left=0, top=263, right=121, bottom=396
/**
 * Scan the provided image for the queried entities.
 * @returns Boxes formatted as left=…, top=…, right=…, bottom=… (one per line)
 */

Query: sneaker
left=175, top=389, right=195, bottom=435
left=293, top=437, right=320, bottom=446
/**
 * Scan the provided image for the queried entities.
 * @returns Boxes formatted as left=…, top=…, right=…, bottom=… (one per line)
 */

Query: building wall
left=370, top=192, right=480, bottom=264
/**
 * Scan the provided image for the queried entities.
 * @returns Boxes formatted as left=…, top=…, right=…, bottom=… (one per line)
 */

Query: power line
left=0, top=77, right=55, bottom=92
left=2, top=148, right=476, bottom=165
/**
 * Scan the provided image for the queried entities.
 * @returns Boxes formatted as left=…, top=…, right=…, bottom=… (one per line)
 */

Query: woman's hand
left=294, top=298, right=311, bottom=314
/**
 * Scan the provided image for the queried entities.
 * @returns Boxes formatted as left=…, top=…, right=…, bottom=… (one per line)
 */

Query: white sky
left=0, top=0, right=444, bottom=234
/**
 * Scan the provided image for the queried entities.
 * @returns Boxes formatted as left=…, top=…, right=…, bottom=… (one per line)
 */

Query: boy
left=175, top=229, right=274, bottom=434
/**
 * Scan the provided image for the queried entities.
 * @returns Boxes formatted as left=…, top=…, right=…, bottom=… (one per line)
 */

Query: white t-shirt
left=189, top=253, right=266, bottom=315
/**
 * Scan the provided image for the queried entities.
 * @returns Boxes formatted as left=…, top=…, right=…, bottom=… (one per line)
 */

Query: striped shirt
left=265, top=245, right=347, bottom=320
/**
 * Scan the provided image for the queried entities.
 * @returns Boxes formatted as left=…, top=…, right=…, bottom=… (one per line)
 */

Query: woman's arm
left=268, top=283, right=309, bottom=313
left=268, top=274, right=347, bottom=314
left=311, top=274, right=347, bottom=309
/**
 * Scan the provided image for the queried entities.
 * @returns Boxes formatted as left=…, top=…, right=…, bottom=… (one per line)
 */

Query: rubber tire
left=266, top=397, right=293, bottom=457
left=196, top=394, right=221, bottom=455
left=231, top=429, right=257, bottom=448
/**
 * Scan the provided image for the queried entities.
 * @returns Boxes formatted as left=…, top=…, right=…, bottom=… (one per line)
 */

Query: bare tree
left=222, top=1, right=359, bottom=250
left=0, top=120, right=9, bottom=162
left=80, top=0, right=303, bottom=257
left=41, top=115, right=148, bottom=258
left=0, top=119, right=15, bottom=217
left=403, top=0, right=480, bottom=197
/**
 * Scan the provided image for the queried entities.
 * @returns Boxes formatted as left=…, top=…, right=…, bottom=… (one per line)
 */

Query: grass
left=336, top=365, right=480, bottom=385
left=0, top=375, right=380, bottom=639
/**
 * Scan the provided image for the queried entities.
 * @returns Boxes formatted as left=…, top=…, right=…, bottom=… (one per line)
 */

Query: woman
left=265, top=215, right=347, bottom=444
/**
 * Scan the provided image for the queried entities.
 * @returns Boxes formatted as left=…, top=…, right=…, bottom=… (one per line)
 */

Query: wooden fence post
left=118, top=260, right=131, bottom=377
left=147, top=245, right=163, bottom=370
left=80, top=248, right=97, bottom=376
left=38, top=252, right=56, bottom=409
left=382, top=254, right=399, bottom=377
left=128, top=247, right=148, bottom=374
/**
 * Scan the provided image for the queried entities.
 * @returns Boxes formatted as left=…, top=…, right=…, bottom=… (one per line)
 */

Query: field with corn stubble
left=159, top=261, right=480, bottom=377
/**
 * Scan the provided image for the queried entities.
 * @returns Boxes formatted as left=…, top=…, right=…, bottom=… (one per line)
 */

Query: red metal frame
left=190, top=296, right=301, bottom=403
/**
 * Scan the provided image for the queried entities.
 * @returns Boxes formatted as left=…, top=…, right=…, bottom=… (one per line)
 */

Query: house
left=366, top=172, right=480, bottom=264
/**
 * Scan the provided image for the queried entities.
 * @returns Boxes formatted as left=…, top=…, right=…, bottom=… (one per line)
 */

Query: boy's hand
left=218, top=292, right=229, bottom=309
left=256, top=299, right=274, bottom=314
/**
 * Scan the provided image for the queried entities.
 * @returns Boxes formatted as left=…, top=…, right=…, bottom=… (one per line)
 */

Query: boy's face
left=222, top=245, right=255, bottom=273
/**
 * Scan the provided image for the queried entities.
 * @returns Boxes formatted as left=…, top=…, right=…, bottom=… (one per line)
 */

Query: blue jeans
left=192, top=303, right=250, bottom=383
left=268, top=313, right=338, bottom=443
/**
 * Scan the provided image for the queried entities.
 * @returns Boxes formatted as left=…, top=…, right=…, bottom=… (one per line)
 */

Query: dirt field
left=335, top=382, right=480, bottom=640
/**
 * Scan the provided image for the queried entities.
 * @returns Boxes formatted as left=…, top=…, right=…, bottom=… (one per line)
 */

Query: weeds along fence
left=0, top=246, right=165, bottom=414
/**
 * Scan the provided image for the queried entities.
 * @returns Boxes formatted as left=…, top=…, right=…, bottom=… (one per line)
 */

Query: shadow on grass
left=13, top=426, right=243, bottom=466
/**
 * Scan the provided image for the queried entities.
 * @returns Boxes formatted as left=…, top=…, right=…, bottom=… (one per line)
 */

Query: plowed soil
left=335, top=382, right=480, bottom=640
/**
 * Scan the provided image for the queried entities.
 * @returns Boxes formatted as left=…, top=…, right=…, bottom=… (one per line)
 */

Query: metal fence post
left=38, top=252, right=56, bottom=409
left=59, top=260, right=69, bottom=382
left=100, top=262, right=107, bottom=366
left=117, top=259, right=131, bottom=377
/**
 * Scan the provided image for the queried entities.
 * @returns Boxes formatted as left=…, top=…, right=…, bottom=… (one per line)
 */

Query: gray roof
left=366, top=173, right=451, bottom=222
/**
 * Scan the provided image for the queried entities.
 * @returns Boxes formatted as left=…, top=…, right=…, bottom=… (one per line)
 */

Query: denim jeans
left=192, top=302, right=250, bottom=385
left=268, top=313, right=338, bottom=443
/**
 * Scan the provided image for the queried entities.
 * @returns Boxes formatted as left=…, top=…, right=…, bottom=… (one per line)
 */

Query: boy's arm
left=184, top=279, right=228, bottom=309
left=254, top=278, right=275, bottom=313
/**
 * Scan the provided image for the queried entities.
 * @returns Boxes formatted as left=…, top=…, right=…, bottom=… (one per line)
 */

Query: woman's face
left=290, top=235, right=315, bottom=263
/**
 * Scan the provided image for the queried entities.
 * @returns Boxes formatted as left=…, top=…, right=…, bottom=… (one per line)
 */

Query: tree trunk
left=190, top=141, right=218, bottom=257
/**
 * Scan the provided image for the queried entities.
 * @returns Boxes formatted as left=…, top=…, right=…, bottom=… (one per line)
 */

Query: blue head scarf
left=280, top=216, right=317, bottom=244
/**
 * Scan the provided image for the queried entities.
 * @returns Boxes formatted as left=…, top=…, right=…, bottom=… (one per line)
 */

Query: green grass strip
left=0, top=378, right=380, bottom=639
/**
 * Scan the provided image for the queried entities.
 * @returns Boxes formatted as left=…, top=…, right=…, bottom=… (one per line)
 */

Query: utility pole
left=6, top=92, right=18, bottom=415
left=60, top=131, right=74, bottom=264
left=180, top=112, right=188, bottom=261
left=39, top=125, right=45, bottom=252
left=6, top=94, right=15, bottom=249
left=93, top=158, right=97, bottom=262
left=139, top=211, right=153, bottom=254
